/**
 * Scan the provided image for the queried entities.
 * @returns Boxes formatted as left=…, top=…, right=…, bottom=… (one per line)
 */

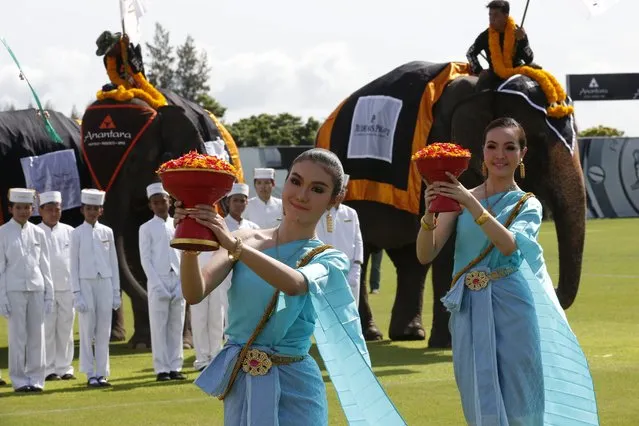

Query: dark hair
left=486, top=0, right=509, bottom=14
left=290, top=148, right=345, bottom=199
left=482, top=117, right=527, bottom=149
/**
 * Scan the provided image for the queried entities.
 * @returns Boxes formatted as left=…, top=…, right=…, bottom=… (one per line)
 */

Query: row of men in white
left=0, top=166, right=364, bottom=387
left=0, top=188, right=119, bottom=391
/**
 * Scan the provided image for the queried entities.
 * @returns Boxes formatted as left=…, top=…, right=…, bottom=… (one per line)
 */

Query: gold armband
left=474, top=210, right=491, bottom=226
left=420, top=215, right=437, bottom=231
left=228, top=237, right=244, bottom=263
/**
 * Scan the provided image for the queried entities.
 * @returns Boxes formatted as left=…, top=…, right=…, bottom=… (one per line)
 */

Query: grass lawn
left=1, top=218, right=638, bottom=425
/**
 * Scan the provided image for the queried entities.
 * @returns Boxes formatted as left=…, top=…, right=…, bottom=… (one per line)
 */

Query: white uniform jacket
left=38, top=222, right=74, bottom=291
left=138, top=215, right=180, bottom=291
left=70, top=221, right=119, bottom=293
left=316, top=204, right=364, bottom=265
left=0, top=219, right=54, bottom=301
left=243, top=196, right=282, bottom=229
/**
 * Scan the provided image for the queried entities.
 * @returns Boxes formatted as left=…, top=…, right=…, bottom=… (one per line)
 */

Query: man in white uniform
left=243, top=167, right=282, bottom=229
left=70, top=189, right=120, bottom=388
left=38, top=191, right=76, bottom=381
left=315, top=175, right=364, bottom=306
left=0, top=188, right=54, bottom=392
left=139, top=182, right=186, bottom=382
left=193, top=183, right=259, bottom=370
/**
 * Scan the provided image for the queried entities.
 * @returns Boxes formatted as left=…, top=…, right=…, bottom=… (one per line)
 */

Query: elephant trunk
left=544, top=142, right=587, bottom=309
left=116, top=234, right=148, bottom=301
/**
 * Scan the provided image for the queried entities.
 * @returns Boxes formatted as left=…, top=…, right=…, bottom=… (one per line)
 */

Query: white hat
left=39, top=191, right=62, bottom=206
left=343, top=174, right=350, bottom=188
left=228, top=183, right=249, bottom=197
left=254, top=168, right=275, bottom=180
left=146, top=182, right=168, bottom=199
left=9, top=188, right=36, bottom=204
left=81, top=189, right=106, bottom=206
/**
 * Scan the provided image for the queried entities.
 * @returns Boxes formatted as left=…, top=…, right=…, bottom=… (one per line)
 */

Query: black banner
left=579, top=137, right=639, bottom=218
left=567, top=73, right=639, bottom=101
left=81, top=103, right=156, bottom=192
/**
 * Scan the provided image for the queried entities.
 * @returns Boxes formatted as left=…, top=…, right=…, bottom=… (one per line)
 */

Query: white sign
left=20, top=149, right=82, bottom=215
left=347, top=95, right=402, bottom=164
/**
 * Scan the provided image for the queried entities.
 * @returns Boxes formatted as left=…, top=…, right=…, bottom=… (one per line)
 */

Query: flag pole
left=520, top=0, right=531, bottom=27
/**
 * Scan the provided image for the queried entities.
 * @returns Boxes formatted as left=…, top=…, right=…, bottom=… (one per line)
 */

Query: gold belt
left=241, top=348, right=305, bottom=377
left=464, top=266, right=518, bottom=291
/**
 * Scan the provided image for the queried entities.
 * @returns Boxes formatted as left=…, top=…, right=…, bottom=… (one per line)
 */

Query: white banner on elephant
left=120, top=0, right=148, bottom=43
left=20, top=149, right=82, bottom=215
left=347, top=95, right=402, bottom=164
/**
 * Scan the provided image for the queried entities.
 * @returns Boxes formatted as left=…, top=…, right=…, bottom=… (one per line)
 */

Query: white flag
left=119, top=0, right=148, bottom=43
left=581, top=0, right=622, bottom=16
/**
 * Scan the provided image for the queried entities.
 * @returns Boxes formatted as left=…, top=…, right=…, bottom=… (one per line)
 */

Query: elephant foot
left=427, top=332, right=452, bottom=349
left=110, top=328, right=126, bottom=342
left=389, top=321, right=426, bottom=341
left=364, top=324, right=384, bottom=341
left=182, top=337, right=193, bottom=350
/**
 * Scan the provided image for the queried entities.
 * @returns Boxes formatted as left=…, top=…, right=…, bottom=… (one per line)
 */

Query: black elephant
left=317, top=61, right=585, bottom=348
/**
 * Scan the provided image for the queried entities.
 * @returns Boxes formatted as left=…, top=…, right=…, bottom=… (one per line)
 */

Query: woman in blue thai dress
left=176, top=148, right=405, bottom=425
left=416, top=118, right=599, bottom=425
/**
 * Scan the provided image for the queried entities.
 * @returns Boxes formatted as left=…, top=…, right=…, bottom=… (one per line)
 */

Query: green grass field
left=1, top=218, right=638, bottom=425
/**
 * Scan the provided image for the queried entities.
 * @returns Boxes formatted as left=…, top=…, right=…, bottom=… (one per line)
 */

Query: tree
left=43, top=100, right=54, bottom=111
left=175, top=35, right=211, bottom=101
left=227, top=113, right=322, bottom=147
left=145, top=23, right=175, bottom=90
left=197, top=93, right=226, bottom=118
left=70, top=105, right=80, bottom=120
left=578, top=125, right=625, bottom=137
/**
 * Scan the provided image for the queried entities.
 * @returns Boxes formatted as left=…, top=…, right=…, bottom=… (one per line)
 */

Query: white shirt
left=70, top=221, right=119, bottom=293
left=244, top=196, right=282, bottom=229
left=138, top=215, right=181, bottom=286
left=316, top=204, right=364, bottom=264
left=38, top=221, right=74, bottom=291
left=0, top=218, right=54, bottom=299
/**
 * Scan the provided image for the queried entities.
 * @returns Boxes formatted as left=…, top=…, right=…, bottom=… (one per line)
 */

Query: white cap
left=343, top=174, right=350, bottom=188
left=81, top=189, right=106, bottom=206
left=228, top=183, right=249, bottom=197
left=39, top=191, right=62, bottom=206
left=9, top=188, right=36, bottom=204
left=146, top=182, right=168, bottom=199
left=254, top=168, right=275, bottom=180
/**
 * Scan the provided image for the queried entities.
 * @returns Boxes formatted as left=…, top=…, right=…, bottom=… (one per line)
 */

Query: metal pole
left=520, top=0, right=531, bottom=27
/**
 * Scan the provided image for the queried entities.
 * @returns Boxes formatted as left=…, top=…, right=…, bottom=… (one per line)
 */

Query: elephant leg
left=110, top=305, right=126, bottom=342
left=359, top=244, right=383, bottom=341
left=427, top=234, right=455, bottom=348
left=387, top=242, right=428, bottom=341
left=182, top=304, right=193, bottom=349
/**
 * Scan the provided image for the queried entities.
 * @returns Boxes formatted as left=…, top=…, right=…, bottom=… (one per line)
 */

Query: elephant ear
left=156, top=104, right=204, bottom=163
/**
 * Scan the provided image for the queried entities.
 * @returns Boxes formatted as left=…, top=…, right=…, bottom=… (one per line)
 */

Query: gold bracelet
left=228, top=237, right=243, bottom=263
left=420, top=215, right=437, bottom=231
left=474, top=210, right=491, bottom=226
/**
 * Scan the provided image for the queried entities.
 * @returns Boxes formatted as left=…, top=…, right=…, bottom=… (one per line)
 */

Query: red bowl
left=414, top=156, right=470, bottom=213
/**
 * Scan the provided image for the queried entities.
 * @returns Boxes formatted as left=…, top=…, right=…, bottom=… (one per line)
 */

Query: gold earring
left=482, top=162, right=488, bottom=177
left=519, top=161, right=525, bottom=179
left=326, top=211, right=334, bottom=232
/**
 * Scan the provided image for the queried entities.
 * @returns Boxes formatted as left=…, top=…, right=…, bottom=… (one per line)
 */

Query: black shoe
left=97, top=376, right=111, bottom=387
left=0, top=378, right=6, bottom=386
left=30, top=386, right=43, bottom=392
left=87, top=377, right=100, bottom=388
left=156, top=372, right=171, bottom=382
left=46, top=373, right=61, bottom=381
left=169, top=371, right=186, bottom=380
left=61, top=374, right=76, bottom=380
left=15, top=385, right=31, bottom=392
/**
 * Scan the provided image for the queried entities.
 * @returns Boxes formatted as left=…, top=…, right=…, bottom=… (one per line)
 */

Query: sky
left=1, top=0, right=638, bottom=135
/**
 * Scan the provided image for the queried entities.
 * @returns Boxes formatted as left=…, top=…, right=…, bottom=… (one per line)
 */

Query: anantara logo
left=99, top=115, right=117, bottom=129
left=579, top=77, right=609, bottom=99
left=354, top=113, right=392, bottom=137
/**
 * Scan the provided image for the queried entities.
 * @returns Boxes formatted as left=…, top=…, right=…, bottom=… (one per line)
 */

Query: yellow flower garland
left=489, top=17, right=574, bottom=118
left=96, top=48, right=167, bottom=110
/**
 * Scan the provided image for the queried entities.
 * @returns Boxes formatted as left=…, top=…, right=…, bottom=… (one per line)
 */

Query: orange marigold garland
left=412, top=142, right=471, bottom=160
left=156, top=150, right=237, bottom=175
left=489, top=17, right=574, bottom=119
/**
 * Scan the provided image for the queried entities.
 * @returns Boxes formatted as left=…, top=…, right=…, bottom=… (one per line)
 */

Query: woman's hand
left=173, top=200, right=186, bottom=227
left=190, top=204, right=236, bottom=251
left=431, top=172, right=476, bottom=208
left=423, top=183, right=438, bottom=214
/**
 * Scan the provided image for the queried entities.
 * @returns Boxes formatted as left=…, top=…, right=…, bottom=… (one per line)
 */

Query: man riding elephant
left=466, top=1, right=535, bottom=88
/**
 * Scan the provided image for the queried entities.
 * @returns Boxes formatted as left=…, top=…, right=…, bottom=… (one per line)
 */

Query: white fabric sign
left=347, top=95, right=402, bottom=164
left=20, top=149, right=82, bottom=214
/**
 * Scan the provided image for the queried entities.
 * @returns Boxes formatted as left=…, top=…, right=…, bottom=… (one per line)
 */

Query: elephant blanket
left=316, top=61, right=470, bottom=215
left=496, top=74, right=577, bottom=153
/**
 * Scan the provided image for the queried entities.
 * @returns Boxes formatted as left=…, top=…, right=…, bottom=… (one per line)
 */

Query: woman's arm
left=180, top=246, right=235, bottom=305
left=416, top=211, right=458, bottom=265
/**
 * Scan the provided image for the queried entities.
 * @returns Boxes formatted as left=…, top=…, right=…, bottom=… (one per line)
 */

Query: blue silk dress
left=442, top=191, right=600, bottom=426
left=195, top=238, right=406, bottom=425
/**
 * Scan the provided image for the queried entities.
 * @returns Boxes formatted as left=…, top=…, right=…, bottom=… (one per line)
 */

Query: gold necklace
left=484, top=182, right=518, bottom=215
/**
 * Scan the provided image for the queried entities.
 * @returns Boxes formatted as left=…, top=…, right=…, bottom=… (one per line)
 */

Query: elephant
left=316, top=61, right=585, bottom=348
